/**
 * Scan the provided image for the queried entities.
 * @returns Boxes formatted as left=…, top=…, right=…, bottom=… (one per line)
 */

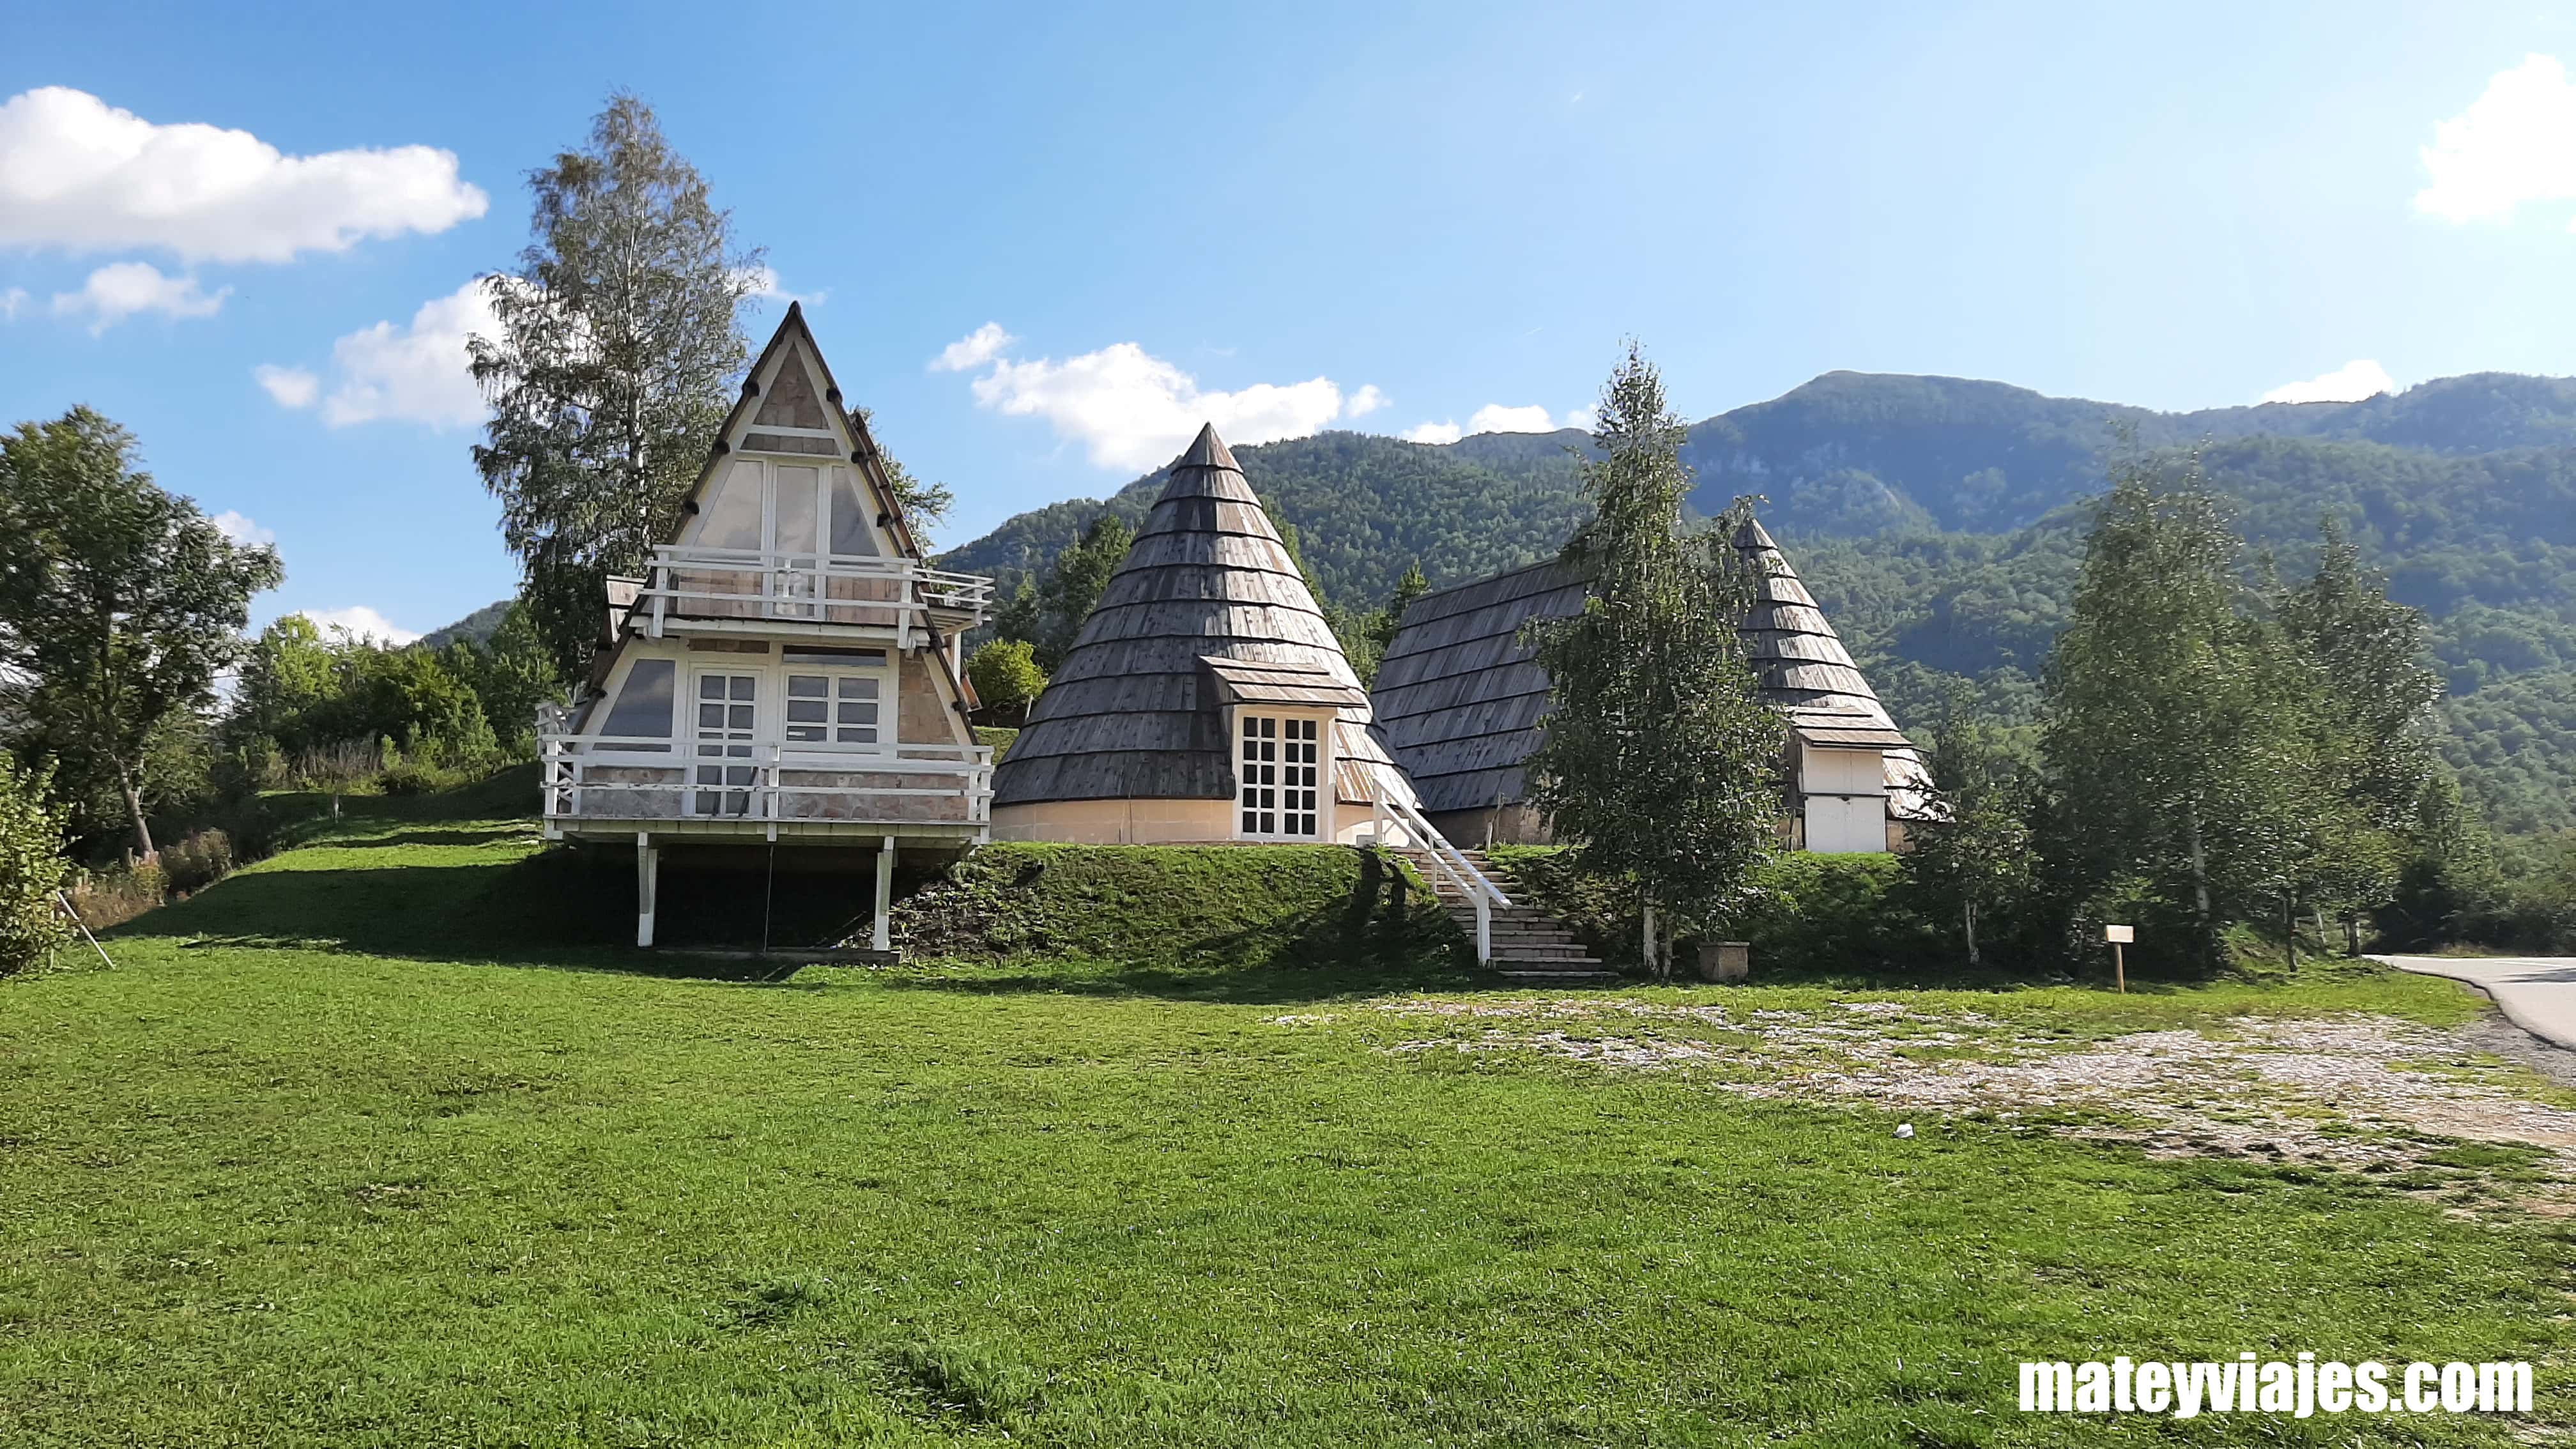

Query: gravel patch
left=1360, top=997, right=2576, bottom=1174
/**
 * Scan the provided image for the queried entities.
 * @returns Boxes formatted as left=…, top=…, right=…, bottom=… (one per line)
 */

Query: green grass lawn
left=2, top=786, right=2568, bottom=1446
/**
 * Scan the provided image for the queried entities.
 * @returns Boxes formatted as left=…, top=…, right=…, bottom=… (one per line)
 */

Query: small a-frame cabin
left=539, top=305, right=996, bottom=947
left=989, top=424, right=1425, bottom=845
left=1368, top=516, right=1931, bottom=850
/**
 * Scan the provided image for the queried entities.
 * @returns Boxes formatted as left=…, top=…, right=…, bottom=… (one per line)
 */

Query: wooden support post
left=2113, top=940, right=2126, bottom=995
left=635, top=832, right=658, bottom=949
left=873, top=834, right=896, bottom=953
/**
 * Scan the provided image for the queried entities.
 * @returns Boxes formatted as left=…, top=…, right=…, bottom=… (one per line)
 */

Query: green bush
left=1487, top=847, right=1947, bottom=974
left=377, top=762, right=445, bottom=797
left=0, top=760, right=73, bottom=976
left=890, top=843, right=1451, bottom=976
left=159, top=829, right=235, bottom=896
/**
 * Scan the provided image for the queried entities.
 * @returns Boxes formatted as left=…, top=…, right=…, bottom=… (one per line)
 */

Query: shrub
left=967, top=640, right=1046, bottom=725
left=1487, top=847, right=1947, bottom=975
left=64, top=859, right=164, bottom=935
left=378, top=762, right=445, bottom=797
left=160, top=828, right=235, bottom=895
left=0, top=761, right=73, bottom=976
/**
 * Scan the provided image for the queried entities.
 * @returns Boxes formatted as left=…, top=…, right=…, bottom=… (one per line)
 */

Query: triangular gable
left=665, top=302, right=930, bottom=565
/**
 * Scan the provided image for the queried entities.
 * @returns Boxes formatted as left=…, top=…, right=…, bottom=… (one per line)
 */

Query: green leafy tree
left=0, top=408, right=282, bottom=859
left=996, top=513, right=1134, bottom=673
left=967, top=638, right=1046, bottom=726
left=857, top=406, right=954, bottom=548
left=1524, top=346, right=1783, bottom=976
left=1906, top=715, right=2039, bottom=967
left=471, top=91, right=763, bottom=681
left=0, top=758, right=72, bottom=976
left=2041, top=454, right=2313, bottom=968
left=440, top=602, right=564, bottom=751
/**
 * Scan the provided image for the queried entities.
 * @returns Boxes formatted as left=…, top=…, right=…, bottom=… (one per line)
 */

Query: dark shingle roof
left=990, top=424, right=1415, bottom=808
left=1367, top=519, right=1927, bottom=816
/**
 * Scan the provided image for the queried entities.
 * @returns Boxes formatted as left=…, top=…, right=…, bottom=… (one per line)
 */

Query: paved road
left=2375, top=956, right=2576, bottom=1052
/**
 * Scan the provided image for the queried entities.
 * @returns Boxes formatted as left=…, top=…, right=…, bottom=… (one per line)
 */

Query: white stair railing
left=1370, top=788, right=1510, bottom=962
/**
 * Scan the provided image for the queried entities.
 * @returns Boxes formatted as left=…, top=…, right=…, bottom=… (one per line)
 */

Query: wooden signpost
left=2104, top=924, right=2133, bottom=993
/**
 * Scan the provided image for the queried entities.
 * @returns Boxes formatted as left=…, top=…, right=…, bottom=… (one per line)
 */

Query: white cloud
left=254, top=363, right=319, bottom=408
left=1346, top=383, right=1388, bottom=418
left=210, top=510, right=275, bottom=547
left=1466, top=403, right=1559, bottom=434
left=0, top=286, right=24, bottom=320
left=49, top=261, right=228, bottom=332
left=295, top=606, right=420, bottom=647
left=293, top=280, right=494, bottom=428
left=1399, top=402, right=1592, bottom=445
left=2416, top=54, right=2576, bottom=227
left=941, top=326, right=1379, bottom=470
left=2260, top=358, right=2396, bottom=404
left=0, top=86, right=487, bottom=263
left=929, top=321, right=1016, bottom=372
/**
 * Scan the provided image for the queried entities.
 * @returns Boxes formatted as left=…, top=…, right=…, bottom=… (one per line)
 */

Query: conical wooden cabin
left=1367, top=514, right=1929, bottom=851
left=990, top=424, right=1420, bottom=844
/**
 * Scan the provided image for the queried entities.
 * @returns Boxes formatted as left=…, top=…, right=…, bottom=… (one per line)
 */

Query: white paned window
left=780, top=646, right=889, bottom=751
left=1238, top=714, right=1320, bottom=838
left=691, top=673, right=759, bottom=816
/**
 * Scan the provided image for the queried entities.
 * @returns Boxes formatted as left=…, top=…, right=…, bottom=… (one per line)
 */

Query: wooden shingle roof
left=990, top=424, right=1417, bottom=808
left=1367, top=518, right=1929, bottom=816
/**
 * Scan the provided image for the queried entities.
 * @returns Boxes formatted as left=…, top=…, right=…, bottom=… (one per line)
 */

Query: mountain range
left=935, top=371, right=2576, bottom=835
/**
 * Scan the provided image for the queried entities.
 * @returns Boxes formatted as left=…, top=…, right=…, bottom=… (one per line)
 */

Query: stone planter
left=1696, top=940, right=1750, bottom=983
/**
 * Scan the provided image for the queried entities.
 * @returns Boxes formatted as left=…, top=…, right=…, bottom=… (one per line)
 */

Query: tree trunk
left=1963, top=899, right=1981, bottom=968
left=1641, top=897, right=1659, bottom=979
left=116, top=761, right=155, bottom=862
left=2184, top=803, right=2211, bottom=929
left=2285, top=893, right=2298, bottom=971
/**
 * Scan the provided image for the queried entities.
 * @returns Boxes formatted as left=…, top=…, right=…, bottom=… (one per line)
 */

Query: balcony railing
left=627, top=546, right=994, bottom=640
left=540, top=732, right=993, bottom=829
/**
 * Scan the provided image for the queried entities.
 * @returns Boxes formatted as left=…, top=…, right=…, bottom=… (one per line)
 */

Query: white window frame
left=776, top=648, right=894, bottom=761
left=1230, top=707, right=1333, bottom=841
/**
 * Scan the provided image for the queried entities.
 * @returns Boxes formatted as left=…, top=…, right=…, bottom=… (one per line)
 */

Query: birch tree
left=471, top=93, right=763, bottom=680
left=2041, top=455, right=2308, bottom=967
left=1524, top=346, right=1782, bottom=976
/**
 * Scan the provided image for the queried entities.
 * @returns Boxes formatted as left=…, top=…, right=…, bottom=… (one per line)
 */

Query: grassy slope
left=1, top=785, right=2566, bottom=1446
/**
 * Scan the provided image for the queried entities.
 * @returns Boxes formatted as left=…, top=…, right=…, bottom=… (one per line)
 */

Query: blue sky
left=7, top=2, right=2576, bottom=639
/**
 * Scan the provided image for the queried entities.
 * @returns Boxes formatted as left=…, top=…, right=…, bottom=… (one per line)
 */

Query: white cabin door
left=691, top=671, right=760, bottom=816
left=1236, top=714, right=1321, bottom=838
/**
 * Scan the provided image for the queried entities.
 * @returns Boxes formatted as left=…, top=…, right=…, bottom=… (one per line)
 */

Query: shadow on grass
left=110, top=825, right=1479, bottom=1002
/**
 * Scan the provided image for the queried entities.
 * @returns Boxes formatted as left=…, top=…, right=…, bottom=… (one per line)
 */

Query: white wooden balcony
left=620, top=546, right=994, bottom=643
left=539, top=733, right=993, bottom=843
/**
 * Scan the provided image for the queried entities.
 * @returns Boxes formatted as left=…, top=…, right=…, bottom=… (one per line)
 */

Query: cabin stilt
left=635, top=832, right=659, bottom=948
left=872, top=835, right=896, bottom=952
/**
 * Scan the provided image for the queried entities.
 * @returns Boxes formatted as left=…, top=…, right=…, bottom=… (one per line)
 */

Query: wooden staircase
left=1399, top=847, right=1618, bottom=982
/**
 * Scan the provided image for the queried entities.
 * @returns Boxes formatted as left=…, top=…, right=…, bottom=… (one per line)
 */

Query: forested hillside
left=941, top=370, right=2576, bottom=834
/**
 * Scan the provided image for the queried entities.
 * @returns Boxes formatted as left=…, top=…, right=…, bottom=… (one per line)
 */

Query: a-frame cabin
left=539, top=305, right=996, bottom=947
